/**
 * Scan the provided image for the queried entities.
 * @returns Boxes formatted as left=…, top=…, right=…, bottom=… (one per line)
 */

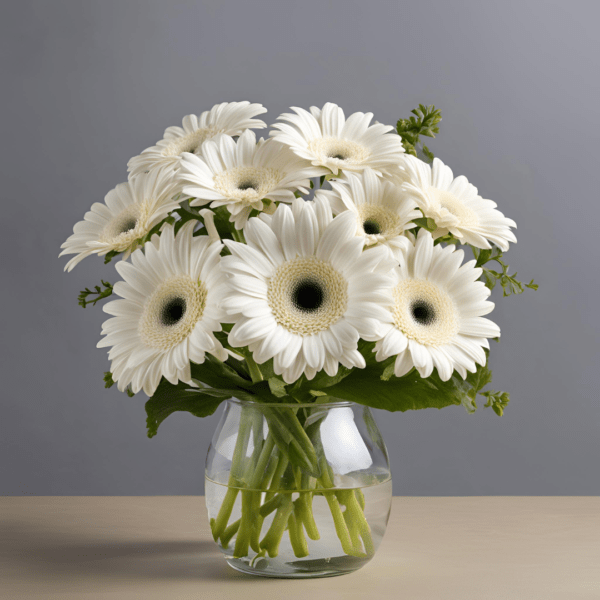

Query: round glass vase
left=205, top=398, right=392, bottom=578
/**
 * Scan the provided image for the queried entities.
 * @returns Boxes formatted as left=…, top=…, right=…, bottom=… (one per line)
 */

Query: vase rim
left=226, top=397, right=356, bottom=409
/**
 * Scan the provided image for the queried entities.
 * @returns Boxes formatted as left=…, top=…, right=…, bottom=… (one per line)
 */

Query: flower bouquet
left=61, top=101, right=535, bottom=577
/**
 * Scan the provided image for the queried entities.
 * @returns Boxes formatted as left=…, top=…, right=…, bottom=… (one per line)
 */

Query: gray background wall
left=1, top=0, right=598, bottom=496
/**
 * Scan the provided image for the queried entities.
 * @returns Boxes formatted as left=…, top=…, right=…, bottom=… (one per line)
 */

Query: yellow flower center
left=428, top=188, right=479, bottom=227
left=100, top=201, right=153, bottom=252
left=268, top=257, right=348, bottom=336
left=308, top=137, right=371, bottom=168
left=139, top=276, right=207, bottom=350
left=213, top=166, right=282, bottom=204
left=356, top=204, right=404, bottom=244
left=162, top=127, right=220, bottom=157
left=392, top=279, right=458, bottom=346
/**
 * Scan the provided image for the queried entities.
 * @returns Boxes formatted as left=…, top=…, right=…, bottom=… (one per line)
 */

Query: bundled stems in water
left=209, top=403, right=375, bottom=560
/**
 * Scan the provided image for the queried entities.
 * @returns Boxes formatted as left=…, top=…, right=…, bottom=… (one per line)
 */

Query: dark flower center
left=293, top=280, right=324, bottom=312
left=161, top=297, right=186, bottom=326
left=411, top=300, right=435, bottom=325
left=363, top=219, right=381, bottom=235
left=119, top=218, right=137, bottom=234
left=238, top=180, right=258, bottom=191
left=330, top=153, right=346, bottom=160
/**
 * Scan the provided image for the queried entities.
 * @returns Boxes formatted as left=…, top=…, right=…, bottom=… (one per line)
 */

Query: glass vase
left=205, top=398, right=392, bottom=578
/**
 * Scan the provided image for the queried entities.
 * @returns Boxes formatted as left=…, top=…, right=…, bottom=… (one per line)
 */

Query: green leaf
left=255, top=358, right=277, bottom=380
left=321, top=351, right=496, bottom=415
left=474, top=248, right=492, bottom=267
left=268, top=377, right=288, bottom=398
left=144, top=355, right=259, bottom=436
left=433, top=233, right=460, bottom=246
left=138, top=216, right=176, bottom=244
left=462, top=359, right=493, bottom=413
left=190, top=355, right=253, bottom=390
left=323, top=367, right=460, bottom=412
left=422, top=145, right=434, bottom=161
left=145, top=378, right=229, bottom=438
left=412, top=217, right=436, bottom=232
left=381, top=363, right=397, bottom=382
left=303, top=364, right=354, bottom=391
left=78, top=280, right=113, bottom=308
left=482, top=270, right=497, bottom=290
left=174, top=206, right=202, bottom=234
left=525, top=279, right=539, bottom=291
left=175, top=204, right=237, bottom=240
left=190, top=383, right=260, bottom=403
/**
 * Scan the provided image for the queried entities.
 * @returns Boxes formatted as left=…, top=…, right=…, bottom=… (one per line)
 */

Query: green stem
left=211, top=487, right=238, bottom=543
left=244, top=354, right=264, bottom=383
left=265, top=452, right=289, bottom=503
left=249, top=434, right=276, bottom=488
left=224, top=429, right=278, bottom=554
left=356, top=488, right=366, bottom=511
left=322, top=490, right=357, bottom=556
left=260, top=450, right=280, bottom=491
left=259, top=494, right=283, bottom=518
left=248, top=434, right=276, bottom=552
left=252, top=451, right=294, bottom=556
left=260, top=495, right=294, bottom=558
left=214, top=405, right=374, bottom=561
left=249, top=548, right=267, bottom=567
left=261, top=407, right=319, bottom=476
left=220, top=518, right=241, bottom=548
left=231, top=228, right=246, bottom=243
left=340, top=489, right=374, bottom=556
left=343, top=505, right=363, bottom=554
left=288, top=507, right=309, bottom=558
left=316, top=455, right=356, bottom=555
left=233, top=490, right=253, bottom=558
left=297, top=470, right=320, bottom=541
left=315, top=446, right=368, bottom=557
left=230, top=408, right=254, bottom=482
left=297, top=493, right=319, bottom=540
left=211, top=406, right=253, bottom=542
left=247, top=410, right=265, bottom=479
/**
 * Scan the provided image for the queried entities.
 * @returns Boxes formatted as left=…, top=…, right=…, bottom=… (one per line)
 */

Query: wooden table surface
left=1, top=496, right=599, bottom=599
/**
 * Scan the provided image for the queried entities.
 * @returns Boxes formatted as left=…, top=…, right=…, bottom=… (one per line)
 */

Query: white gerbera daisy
left=220, top=197, right=396, bottom=383
left=270, top=102, right=405, bottom=176
left=127, top=101, right=267, bottom=177
left=97, top=222, right=228, bottom=396
left=319, top=168, right=421, bottom=259
left=59, top=168, right=181, bottom=272
left=400, top=155, right=517, bottom=251
left=179, top=129, right=325, bottom=229
left=375, top=229, right=500, bottom=381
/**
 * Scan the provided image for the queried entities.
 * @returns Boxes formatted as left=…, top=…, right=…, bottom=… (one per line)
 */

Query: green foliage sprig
left=472, top=246, right=538, bottom=296
left=482, top=390, right=511, bottom=416
left=396, top=104, right=442, bottom=161
left=78, top=280, right=113, bottom=308
left=103, top=371, right=115, bottom=388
